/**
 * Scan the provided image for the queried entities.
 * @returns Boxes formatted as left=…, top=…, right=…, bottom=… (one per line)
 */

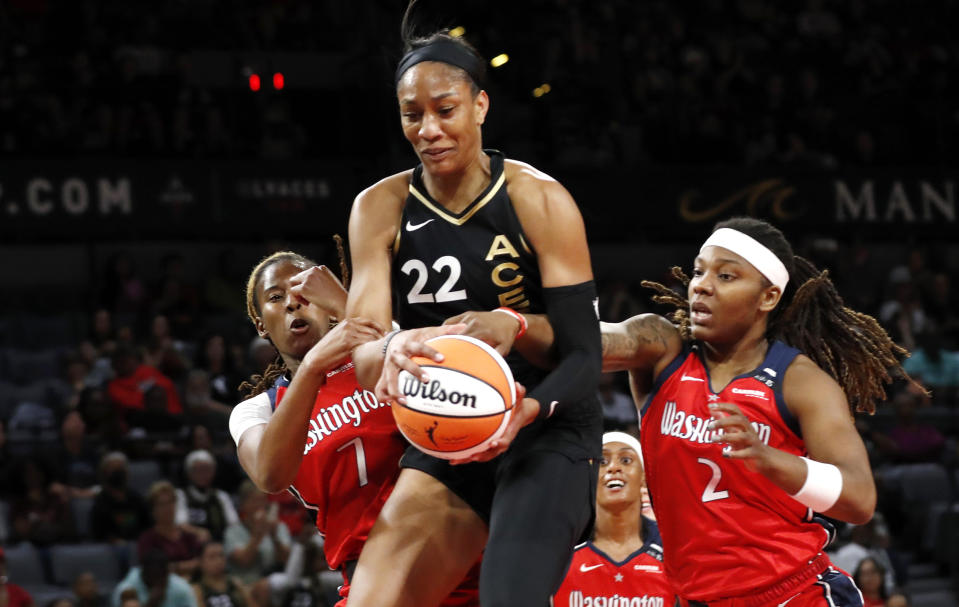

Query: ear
left=254, top=316, right=268, bottom=339
left=759, top=285, right=783, bottom=313
left=475, top=90, right=489, bottom=125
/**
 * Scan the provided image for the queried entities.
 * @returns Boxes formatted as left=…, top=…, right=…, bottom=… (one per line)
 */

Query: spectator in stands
left=885, top=591, right=910, bottom=607
left=77, top=343, right=114, bottom=391
left=597, top=372, right=638, bottom=431
left=184, top=425, right=242, bottom=493
left=150, top=254, right=199, bottom=340
left=265, top=527, right=334, bottom=607
left=880, top=271, right=927, bottom=351
left=854, top=557, right=887, bottom=607
left=182, top=371, right=232, bottom=430
left=175, top=450, right=238, bottom=542
left=194, top=333, right=241, bottom=405
left=45, top=411, right=100, bottom=497
left=59, top=351, right=94, bottom=411
left=830, top=517, right=896, bottom=594
left=924, top=273, right=959, bottom=348
left=106, top=345, right=183, bottom=426
left=111, top=549, right=197, bottom=607
left=77, top=388, right=124, bottom=451
left=90, top=452, right=150, bottom=546
left=72, top=572, right=106, bottom=607
left=89, top=309, right=117, bottom=356
left=10, top=458, right=74, bottom=546
left=0, top=419, right=14, bottom=500
left=0, top=547, right=35, bottom=607
left=138, top=481, right=204, bottom=580
left=47, top=599, right=75, bottom=607
left=191, top=542, right=253, bottom=607
left=879, top=389, right=946, bottom=464
left=99, top=255, right=147, bottom=324
left=224, top=481, right=291, bottom=586
left=142, top=315, right=189, bottom=384
left=902, top=331, right=959, bottom=406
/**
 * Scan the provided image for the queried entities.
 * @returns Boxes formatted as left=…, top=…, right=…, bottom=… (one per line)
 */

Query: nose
left=691, top=273, right=714, bottom=296
left=418, top=111, right=442, bottom=141
left=286, top=293, right=301, bottom=311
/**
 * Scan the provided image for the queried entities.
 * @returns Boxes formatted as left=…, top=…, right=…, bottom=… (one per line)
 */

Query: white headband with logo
left=603, top=432, right=643, bottom=467
left=700, top=228, right=790, bottom=291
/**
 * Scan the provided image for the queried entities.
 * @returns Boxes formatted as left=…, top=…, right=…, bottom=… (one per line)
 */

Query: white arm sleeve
left=174, top=489, right=189, bottom=526
left=229, top=392, right=273, bottom=446
left=217, top=489, right=240, bottom=526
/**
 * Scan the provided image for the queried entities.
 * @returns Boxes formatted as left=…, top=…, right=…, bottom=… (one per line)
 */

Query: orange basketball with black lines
left=392, top=334, right=515, bottom=459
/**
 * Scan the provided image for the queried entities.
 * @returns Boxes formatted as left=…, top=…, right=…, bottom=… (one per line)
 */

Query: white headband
left=603, top=432, right=643, bottom=467
left=700, top=228, right=789, bottom=291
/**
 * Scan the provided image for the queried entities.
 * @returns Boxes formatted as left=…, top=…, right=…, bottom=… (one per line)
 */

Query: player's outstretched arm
left=452, top=167, right=600, bottom=464
left=708, top=356, right=876, bottom=524
left=232, top=318, right=383, bottom=493
left=601, top=314, right=683, bottom=374
left=345, top=178, right=406, bottom=389
left=443, top=309, right=555, bottom=368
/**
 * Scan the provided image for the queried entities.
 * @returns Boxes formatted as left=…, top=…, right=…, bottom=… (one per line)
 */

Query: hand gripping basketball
left=391, top=334, right=532, bottom=460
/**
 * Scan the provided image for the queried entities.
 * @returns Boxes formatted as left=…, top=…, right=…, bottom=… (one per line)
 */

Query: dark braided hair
left=643, top=217, right=919, bottom=414
left=238, top=241, right=349, bottom=398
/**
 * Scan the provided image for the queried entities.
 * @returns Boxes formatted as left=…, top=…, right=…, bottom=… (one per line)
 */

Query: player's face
left=598, top=443, right=644, bottom=509
left=255, top=260, right=332, bottom=362
left=397, top=62, right=489, bottom=176
left=688, top=246, right=781, bottom=344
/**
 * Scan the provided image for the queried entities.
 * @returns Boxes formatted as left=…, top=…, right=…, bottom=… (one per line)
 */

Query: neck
left=593, top=500, right=644, bottom=551
left=284, top=355, right=300, bottom=376
left=702, top=324, right=769, bottom=371
left=421, top=150, right=490, bottom=212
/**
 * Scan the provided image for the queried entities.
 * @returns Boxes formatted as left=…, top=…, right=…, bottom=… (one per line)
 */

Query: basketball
left=392, top=334, right=516, bottom=459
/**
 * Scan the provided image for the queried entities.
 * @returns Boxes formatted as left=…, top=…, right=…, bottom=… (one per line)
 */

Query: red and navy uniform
left=640, top=341, right=859, bottom=605
left=266, top=362, right=402, bottom=571
left=554, top=517, right=679, bottom=607
left=259, top=362, right=479, bottom=607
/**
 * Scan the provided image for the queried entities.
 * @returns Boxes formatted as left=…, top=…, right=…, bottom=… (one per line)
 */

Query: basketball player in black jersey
left=342, top=12, right=603, bottom=607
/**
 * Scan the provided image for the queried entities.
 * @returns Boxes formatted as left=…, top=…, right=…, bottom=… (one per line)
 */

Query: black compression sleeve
left=528, top=281, right=601, bottom=420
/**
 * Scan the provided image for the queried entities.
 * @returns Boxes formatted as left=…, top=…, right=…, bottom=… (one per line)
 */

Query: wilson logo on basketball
left=401, top=376, right=478, bottom=409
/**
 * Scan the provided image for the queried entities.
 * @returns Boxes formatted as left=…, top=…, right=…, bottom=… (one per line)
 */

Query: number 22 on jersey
left=401, top=256, right=467, bottom=304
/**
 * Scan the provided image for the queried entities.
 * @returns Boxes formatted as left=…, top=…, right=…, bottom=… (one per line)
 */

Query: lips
left=690, top=301, right=713, bottom=324
left=604, top=478, right=626, bottom=490
left=289, top=318, right=309, bottom=334
left=422, top=147, right=453, bottom=161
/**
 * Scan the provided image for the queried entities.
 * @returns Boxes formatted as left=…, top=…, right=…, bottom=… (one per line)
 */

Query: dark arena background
left=1, top=1, right=958, bottom=606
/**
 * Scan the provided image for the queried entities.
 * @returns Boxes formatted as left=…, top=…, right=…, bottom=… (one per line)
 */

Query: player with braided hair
left=229, top=249, right=479, bottom=607
left=598, top=217, right=918, bottom=606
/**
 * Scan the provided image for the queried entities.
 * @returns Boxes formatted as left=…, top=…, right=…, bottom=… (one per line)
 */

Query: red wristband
left=493, top=307, right=527, bottom=339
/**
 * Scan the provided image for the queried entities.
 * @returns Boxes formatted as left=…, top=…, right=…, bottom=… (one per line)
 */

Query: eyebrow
left=694, top=256, right=744, bottom=266
left=400, top=91, right=457, bottom=105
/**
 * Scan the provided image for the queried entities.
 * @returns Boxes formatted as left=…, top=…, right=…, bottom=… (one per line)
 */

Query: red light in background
left=273, top=72, right=285, bottom=90
left=248, top=74, right=261, bottom=92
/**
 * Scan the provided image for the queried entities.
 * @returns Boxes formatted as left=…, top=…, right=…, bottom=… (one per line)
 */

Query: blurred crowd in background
left=2, top=0, right=958, bottom=168
left=1, top=0, right=959, bottom=606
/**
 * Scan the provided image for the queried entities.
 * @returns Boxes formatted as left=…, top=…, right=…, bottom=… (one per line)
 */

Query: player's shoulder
left=783, top=353, right=840, bottom=392
left=782, top=353, right=848, bottom=412
left=234, top=389, right=275, bottom=412
left=503, top=158, right=570, bottom=206
left=352, top=169, right=413, bottom=214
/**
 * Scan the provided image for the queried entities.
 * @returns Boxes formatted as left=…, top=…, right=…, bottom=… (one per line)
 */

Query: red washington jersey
left=553, top=517, right=678, bottom=607
left=639, top=341, right=833, bottom=602
left=231, top=363, right=481, bottom=607
left=233, top=362, right=404, bottom=570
